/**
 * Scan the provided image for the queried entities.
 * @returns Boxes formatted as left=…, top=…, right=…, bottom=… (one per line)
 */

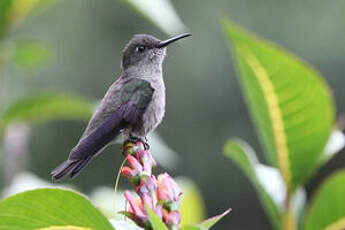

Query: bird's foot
left=122, top=136, right=150, bottom=154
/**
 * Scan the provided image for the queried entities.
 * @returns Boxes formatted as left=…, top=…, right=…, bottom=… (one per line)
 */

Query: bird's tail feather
left=51, top=160, right=78, bottom=180
left=70, top=155, right=93, bottom=179
left=51, top=155, right=93, bottom=180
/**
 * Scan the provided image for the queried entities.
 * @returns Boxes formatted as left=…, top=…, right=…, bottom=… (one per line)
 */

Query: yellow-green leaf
left=36, top=226, right=92, bottom=230
left=0, top=92, right=95, bottom=132
left=0, top=0, right=13, bottom=38
left=0, top=0, right=42, bottom=39
left=303, top=170, right=345, bottom=230
left=0, top=188, right=114, bottom=230
left=222, top=18, right=335, bottom=192
left=5, top=0, right=41, bottom=26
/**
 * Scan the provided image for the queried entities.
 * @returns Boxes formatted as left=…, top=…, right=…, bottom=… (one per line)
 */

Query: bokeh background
left=1, top=0, right=345, bottom=229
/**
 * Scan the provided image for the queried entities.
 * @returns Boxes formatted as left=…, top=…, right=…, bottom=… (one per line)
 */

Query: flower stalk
left=120, top=141, right=182, bottom=230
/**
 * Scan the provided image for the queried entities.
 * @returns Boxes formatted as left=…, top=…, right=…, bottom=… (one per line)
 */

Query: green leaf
left=0, top=0, right=13, bottom=39
left=303, top=170, right=345, bottom=230
left=35, top=226, right=92, bottom=230
left=0, top=0, right=42, bottom=39
left=4, top=0, right=41, bottom=27
left=222, top=18, right=335, bottom=192
left=146, top=206, right=168, bottom=230
left=197, top=209, right=230, bottom=229
left=120, top=0, right=187, bottom=35
left=180, top=209, right=230, bottom=230
left=0, top=92, right=95, bottom=131
left=180, top=225, right=201, bottom=230
left=178, top=178, right=206, bottom=226
left=224, top=139, right=282, bottom=230
left=12, top=40, right=51, bottom=71
left=0, top=188, right=114, bottom=230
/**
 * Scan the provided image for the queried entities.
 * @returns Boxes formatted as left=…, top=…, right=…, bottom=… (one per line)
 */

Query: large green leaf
left=120, top=0, right=187, bottom=36
left=224, top=139, right=282, bottom=230
left=303, top=170, right=345, bottom=230
left=0, top=188, right=114, bottom=230
left=0, top=92, right=95, bottom=132
left=222, top=18, right=335, bottom=192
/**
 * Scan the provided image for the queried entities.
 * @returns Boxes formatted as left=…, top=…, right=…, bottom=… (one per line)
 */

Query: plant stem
left=283, top=192, right=297, bottom=230
left=283, top=210, right=296, bottom=230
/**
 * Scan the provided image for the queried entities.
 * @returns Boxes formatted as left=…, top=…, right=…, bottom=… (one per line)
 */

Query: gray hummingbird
left=51, top=33, right=191, bottom=180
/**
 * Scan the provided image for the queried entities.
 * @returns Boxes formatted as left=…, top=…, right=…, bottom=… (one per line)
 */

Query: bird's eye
left=136, top=45, right=146, bottom=53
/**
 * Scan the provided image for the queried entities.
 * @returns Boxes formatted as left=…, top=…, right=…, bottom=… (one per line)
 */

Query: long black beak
left=157, top=33, right=192, bottom=48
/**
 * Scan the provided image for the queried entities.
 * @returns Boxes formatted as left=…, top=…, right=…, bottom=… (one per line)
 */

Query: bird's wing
left=51, top=78, right=154, bottom=180
left=80, top=78, right=124, bottom=139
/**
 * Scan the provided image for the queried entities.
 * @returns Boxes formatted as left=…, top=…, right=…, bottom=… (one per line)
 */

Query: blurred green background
left=1, top=0, right=345, bottom=229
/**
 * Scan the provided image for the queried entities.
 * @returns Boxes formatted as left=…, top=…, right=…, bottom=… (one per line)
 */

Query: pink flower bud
left=124, top=191, right=146, bottom=220
left=162, top=209, right=181, bottom=229
left=124, top=190, right=163, bottom=227
left=121, top=166, right=134, bottom=180
left=141, top=192, right=154, bottom=210
left=136, top=149, right=157, bottom=174
left=157, top=173, right=182, bottom=203
left=137, top=176, right=158, bottom=196
left=128, top=154, right=143, bottom=172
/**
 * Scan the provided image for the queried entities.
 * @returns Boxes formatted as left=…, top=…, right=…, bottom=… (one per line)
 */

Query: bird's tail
left=51, top=155, right=93, bottom=180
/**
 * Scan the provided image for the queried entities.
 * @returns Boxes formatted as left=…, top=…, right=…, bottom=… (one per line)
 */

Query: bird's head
left=121, top=33, right=191, bottom=71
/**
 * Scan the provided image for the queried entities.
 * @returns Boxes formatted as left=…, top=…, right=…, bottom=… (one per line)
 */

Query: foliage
left=0, top=188, right=114, bottom=230
left=0, top=0, right=45, bottom=40
left=224, top=139, right=282, bottom=229
left=147, top=206, right=169, bottom=230
left=0, top=0, right=14, bottom=39
left=303, top=170, right=345, bottom=230
left=178, top=179, right=206, bottom=226
left=0, top=187, right=227, bottom=230
left=147, top=207, right=230, bottom=230
left=0, top=92, right=95, bottom=132
left=222, top=18, right=334, bottom=192
left=120, top=0, right=187, bottom=36
left=222, top=17, right=345, bottom=230
left=11, top=40, right=51, bottom=71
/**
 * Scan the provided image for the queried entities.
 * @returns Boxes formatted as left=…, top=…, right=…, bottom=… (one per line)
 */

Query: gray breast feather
left=132, top=78, right=165, bottom=137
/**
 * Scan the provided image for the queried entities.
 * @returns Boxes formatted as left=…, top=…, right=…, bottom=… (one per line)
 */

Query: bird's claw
left=123, top=136, right=150, bottom=151
left=143, top=142, right=150, bottom=150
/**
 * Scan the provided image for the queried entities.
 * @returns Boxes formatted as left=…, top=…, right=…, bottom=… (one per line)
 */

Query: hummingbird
left=51, top=33, right=191, bottom=180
